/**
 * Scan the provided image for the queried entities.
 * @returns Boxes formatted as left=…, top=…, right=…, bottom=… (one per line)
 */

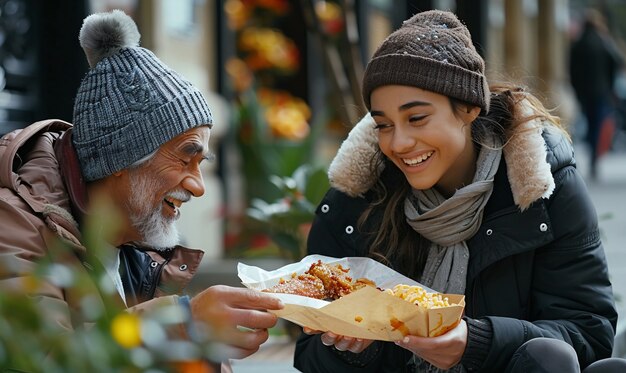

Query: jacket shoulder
left=0, top=120, right=71, bottom=190
left=542, top=126, right=575, bottom=173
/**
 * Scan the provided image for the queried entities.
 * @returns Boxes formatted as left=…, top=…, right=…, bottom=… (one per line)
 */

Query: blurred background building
left=2, top=0, right=623, bottom=260
left=0, top=0, right=624, bottom=363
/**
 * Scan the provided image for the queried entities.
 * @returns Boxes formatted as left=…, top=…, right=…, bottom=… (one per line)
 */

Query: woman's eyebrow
left=398, top=100, right=430, bottom=111
left=371, top=100, right=431, bottom=116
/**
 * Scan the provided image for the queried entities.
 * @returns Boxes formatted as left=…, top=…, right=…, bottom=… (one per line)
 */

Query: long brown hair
left=358, top=83, right=566, bottom=278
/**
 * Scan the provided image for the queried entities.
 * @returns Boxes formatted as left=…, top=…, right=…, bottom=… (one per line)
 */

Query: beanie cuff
left=362, top=54, right=490, bottom=113
left=76, top=88, right=212, bottom=181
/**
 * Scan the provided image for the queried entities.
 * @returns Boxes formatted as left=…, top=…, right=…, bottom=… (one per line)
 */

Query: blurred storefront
left=2, top=0, right=625, bottom=262
left=0, top=0, right=88, bottom=136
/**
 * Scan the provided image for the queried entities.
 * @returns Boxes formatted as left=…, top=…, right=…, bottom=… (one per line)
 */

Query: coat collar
left=54, top=128, right=89, bottom=226
left=328, top=100, right=556, bottom=211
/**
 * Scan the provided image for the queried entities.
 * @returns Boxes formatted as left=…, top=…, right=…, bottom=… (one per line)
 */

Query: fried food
left=305, top=260, right=354, bottom=299
left=262, top=273, right=326, bottom=299
left=262, top=260, right=377, bottom=300
left=353, top=277, right=377, bottom=291
left=385, top=284, right=451, bottom=309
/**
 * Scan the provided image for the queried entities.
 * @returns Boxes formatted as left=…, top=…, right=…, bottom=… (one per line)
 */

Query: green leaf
left=304, top=167, right=329, bottom=205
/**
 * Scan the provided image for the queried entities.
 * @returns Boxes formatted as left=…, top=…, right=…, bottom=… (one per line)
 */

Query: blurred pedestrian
left=569, top=8, right=624, bottom=179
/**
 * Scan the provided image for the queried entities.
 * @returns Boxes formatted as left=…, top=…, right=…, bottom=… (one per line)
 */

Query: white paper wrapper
left=238, top=255, right=465, bottom=340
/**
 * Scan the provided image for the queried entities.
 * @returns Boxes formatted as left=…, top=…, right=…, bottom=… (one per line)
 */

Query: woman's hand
left=394, top=319, right=468, bottom=370
left=303, top=327, right=374, bottom=353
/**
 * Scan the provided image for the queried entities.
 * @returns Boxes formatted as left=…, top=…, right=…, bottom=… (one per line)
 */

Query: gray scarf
left=404, top=135, right=502, bottom=372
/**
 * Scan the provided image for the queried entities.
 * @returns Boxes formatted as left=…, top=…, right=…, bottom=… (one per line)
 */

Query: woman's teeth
left=403, top=151, right=433, bottom=166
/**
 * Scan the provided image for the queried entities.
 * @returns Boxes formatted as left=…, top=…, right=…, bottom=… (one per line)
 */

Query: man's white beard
left=128, top=171, right=180, bottom=250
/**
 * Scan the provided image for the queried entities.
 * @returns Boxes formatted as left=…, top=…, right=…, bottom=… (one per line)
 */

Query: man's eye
left=203, top=154, right=215, bottom=163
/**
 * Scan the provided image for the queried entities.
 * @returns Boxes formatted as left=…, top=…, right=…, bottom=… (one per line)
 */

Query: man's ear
left=461, top=105, right=481, bottom=124
left=96, top=169, right=129, bottom=193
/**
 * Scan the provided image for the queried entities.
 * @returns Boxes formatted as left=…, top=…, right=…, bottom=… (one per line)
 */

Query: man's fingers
left=226, top=308, right=279, bottom=330
left=208, top=337, right=264, bottom=360
left=226, top=286, right=284, bottom=310
left=213, top=328, right=270, bottom=352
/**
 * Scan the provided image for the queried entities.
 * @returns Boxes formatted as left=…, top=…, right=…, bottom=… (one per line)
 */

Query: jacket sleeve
left=127, top=294, right=193, bottom=340
left=480, top=165, right=617, bottom=370
left=0, top=195, right=77, bottom=334
left=294, top=188, right=413, bottom=372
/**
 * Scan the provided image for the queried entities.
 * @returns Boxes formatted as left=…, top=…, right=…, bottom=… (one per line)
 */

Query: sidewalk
left=222, top=334, right=297, bottom=372
left=573, top=143, right=626, bottom=358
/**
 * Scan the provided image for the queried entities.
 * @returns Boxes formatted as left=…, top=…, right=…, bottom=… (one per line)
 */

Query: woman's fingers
left=318, top=332, right=373, bottom=354
left=320, top=332, right=338, bottom=346
left=334, top=336, right=363, bottom=352
left=303, top=327, right=321, bottom=335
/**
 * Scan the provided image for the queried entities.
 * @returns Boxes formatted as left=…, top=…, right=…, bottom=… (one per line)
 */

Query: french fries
left=385, top=284, right=451, bottom=309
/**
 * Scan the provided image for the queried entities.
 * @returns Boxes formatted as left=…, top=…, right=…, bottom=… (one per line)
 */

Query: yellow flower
left=111, top=313, right=142, bottom=348
left=20, top=275, right=41, bottom=293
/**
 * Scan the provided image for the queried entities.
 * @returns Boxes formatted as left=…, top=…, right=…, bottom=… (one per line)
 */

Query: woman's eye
left=374, top=122, right=392, bottom=130
left=409, top=115, right=427, bottom=123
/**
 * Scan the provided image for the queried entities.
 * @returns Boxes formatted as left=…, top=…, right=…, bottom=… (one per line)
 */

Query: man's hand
left=190, top=285, right=283, bottom=359
left=394, top=319, right=468, bottom=369
left=303, top=327, right=374, bottom=353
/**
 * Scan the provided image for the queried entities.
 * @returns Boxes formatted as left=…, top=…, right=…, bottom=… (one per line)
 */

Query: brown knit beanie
left=362, top=10, right=490, bottom=113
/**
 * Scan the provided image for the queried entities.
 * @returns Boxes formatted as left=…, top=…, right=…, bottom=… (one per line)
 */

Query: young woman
left=294, top=10, right=623, bottom=373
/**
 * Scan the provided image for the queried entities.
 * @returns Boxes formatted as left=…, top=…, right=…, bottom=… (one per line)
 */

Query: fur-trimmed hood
left=328, top=100, right=556, bottom=211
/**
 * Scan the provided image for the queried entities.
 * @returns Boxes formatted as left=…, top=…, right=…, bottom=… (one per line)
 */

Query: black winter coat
left=294, top=128, right=617, bottom=372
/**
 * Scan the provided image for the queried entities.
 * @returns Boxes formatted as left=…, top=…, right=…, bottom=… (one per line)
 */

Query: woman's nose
left=390, top=126, right=416, bottom=153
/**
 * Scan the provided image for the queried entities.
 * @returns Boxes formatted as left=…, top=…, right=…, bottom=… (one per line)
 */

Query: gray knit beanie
left=73, top=10, right=213, bottom=181
left=362, top=10, right=490, bottom=113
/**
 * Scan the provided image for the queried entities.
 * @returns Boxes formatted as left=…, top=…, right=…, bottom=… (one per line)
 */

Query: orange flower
left=224, top=0, right=251, bottom=30
left=171, top=360, right=215, bottom=373
left=225, top=58, right=253, bottom=93
left=254, top=0, right=289, bottom=14
left=239, top=28, right=300, bottom=72
left=265, top=105, right=310, bottom=141
left=315, top=1, right=344, bottom=35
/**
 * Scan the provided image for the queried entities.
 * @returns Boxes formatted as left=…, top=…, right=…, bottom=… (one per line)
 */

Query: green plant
left=231, top=86, right=320, bottom=203
left=0, top=204, right=217, bottom=372
left=246, top=164, right=329, bottom=261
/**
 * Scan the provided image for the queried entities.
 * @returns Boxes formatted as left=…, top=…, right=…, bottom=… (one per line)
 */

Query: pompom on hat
left=72, top=10, right=213, bottom=181
left=362, top=10, right=490, bottom=113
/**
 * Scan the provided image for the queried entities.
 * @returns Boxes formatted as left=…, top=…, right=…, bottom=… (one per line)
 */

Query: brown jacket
left=0, top=119, right=204, bottom=333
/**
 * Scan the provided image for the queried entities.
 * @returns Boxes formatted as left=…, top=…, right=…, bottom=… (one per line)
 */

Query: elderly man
left=0, top=9, right=281, bottom=364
